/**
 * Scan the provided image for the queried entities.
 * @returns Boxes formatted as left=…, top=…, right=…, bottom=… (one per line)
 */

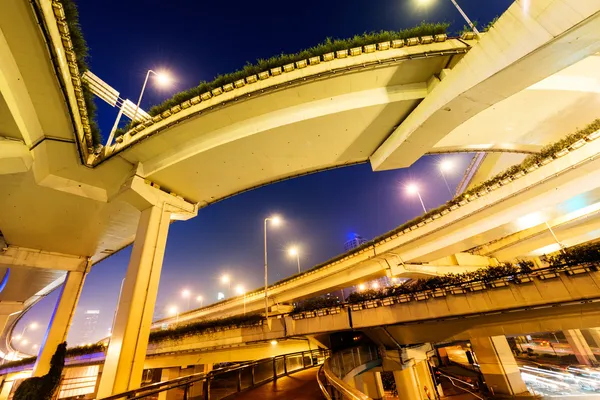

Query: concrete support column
left=564, top=329, right=597, bottom=366
left=354, top=371, right=384, bottom=399
left=392, top=361, right=436, bottom=400
left=157, top=367, right=180, bottom=400
left=33, top=269, right=88, bottom=376
left=97, top=205, right=172, bottom=397
left=587, top=328, right=600, bottom=349
left=470, top=336, right=527, bottom=396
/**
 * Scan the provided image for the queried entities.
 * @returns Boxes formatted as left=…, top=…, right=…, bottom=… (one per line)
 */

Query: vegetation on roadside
left=0, top=343, right=105, bottom=371
left=114, top=21, right=450, bottom=137
left=57, top=0, right=101, bottom=146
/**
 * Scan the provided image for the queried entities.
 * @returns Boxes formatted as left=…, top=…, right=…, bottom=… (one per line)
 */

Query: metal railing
left=318, top=346, right=379, bottom=400
left=99, top=348, right=328, bottom=400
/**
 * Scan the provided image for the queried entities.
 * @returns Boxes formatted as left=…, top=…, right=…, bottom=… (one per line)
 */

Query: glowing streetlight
left=32, top=344, right=38, bottom=350
left=406, top=183, right=427, bottom=214
left=21, top=339, right=28, bottom=345
left=221, top=274, right=231, bottom=292
left=416, top=0, right=480, bottom=36
left=168, top=306, right=179, bottom=325
left=196, top=295, right=204, bottom=308
left=372, top=282, right=380, bottom=290
left=439, top=159, right=454, bottom=196
left=358, top=284, right=366, bottom=292
left=264, top=215, right=283, bottom=320
left=131, top=69, right=173, bottom=126
left=181, top=289, right=191, bottom=310
left=288, top=246, right=301, bottom=274
left=235, top=285, right=247, bottom=315
left=271, top=340, right=278, bottom=346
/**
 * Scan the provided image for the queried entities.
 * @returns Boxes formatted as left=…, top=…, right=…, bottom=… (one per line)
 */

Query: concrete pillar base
left=354, top=371, right=384, bottom=399
left=470, top=336, right=528, bottom=396
left=565, top=329, right=597, bottom=366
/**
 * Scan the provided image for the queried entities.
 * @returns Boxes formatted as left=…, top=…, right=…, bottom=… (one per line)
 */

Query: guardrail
left=99, top=348, right=328, bottom=400
left=318, top=346, right=380, bottom=400
left=291, top=263, right=600, bottom=320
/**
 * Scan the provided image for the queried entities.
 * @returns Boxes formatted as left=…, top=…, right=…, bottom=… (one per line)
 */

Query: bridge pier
left=564, top=329, right=597, bottom=366
left=470, top=336, right=527, bottom=396
left=353, top=371, right=384, bottom=399
left=96, top=204, right=172, bottom=397
left=33, top=269, right=88, bottom=377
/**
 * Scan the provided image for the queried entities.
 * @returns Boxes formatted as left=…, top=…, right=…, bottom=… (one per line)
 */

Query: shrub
left=117, top=22, right=450, bottom=135
left=57, top=0, right=101, bottom=146
left=149, top=313, right=264, bottom=343
left=291, top=296, right=340, bottom=314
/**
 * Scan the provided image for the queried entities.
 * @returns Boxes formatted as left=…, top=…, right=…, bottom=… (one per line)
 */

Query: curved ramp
left=231, top=367, right=323, bottom=400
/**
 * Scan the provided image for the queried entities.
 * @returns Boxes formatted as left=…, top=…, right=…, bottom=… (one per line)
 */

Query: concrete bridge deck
left=231, top=367, right=323, bottom=400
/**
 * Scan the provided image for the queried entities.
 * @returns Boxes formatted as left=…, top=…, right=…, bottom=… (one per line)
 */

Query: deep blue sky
left=15, top=0, right=513, bottom=351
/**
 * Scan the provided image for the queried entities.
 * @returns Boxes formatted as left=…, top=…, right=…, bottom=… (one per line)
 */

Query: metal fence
left=100, top=348, right=328, bottom=400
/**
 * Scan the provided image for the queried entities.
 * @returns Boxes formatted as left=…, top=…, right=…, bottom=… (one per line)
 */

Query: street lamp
left=416, top=0, right=480, bottom=36
left=131, top=69, right=172, bottom=126
left=196, top=295, right=204, bottom=308
left=358, top=284, right=366, bottom=292
left=288, top=246, right=301, bottom=274
left=406, top=183, right=427, bottom=213
left=235, top=285, right=246, bottom=315
left=221, top=274, right=231, bottom=293
left=181, top=289, right=191, bottom=310
left=439, top=159, right=454, bottom=196
left=264, top=215, right=282, bottom=320
left=168, top=306, right=179, bottom=325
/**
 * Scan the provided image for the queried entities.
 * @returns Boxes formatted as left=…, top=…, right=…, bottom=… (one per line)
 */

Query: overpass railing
left=99, top=348, right=328, bottom=400
left=318, top=346, right=380, bottom=400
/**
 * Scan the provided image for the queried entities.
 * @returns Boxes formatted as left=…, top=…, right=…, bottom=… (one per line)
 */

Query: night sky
left=14, top=0, right=513, bottom=351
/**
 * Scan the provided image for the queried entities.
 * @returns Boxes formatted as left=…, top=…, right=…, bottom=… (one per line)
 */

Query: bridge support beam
left=354, top=371, right=384, bottom=399
left=470, top=336, right=527, bottom=396
left=33, top=269, right=88, bottom=376
left=392, top=360, right=436, bottom=400
left=97, top=204, right=172, bottom=396
left=587, top=328, right=600, bottom=349
left=564, top=329, right=597, bottom=366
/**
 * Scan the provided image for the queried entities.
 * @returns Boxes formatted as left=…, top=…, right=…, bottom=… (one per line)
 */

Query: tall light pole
left=264, top=215, right=282, bottom=321
left=131, top=69, right=172, bottom=126
left=406, top=183, right=427, bottom=213
left=439, top=159, right=454, bottom=197
left=417, top=0, right=480, bottom=36
left=288, top=246, right=301, bottom=274
left=181, top=289, right=191, bottom=310
left=236, top=285, right=246, bottom=315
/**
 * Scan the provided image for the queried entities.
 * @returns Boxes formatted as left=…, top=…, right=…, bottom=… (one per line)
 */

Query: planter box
left=406, top=37, right=419, bottom=46
left=144, top=119, right=154, bottom=127
left=441, top=209, right=450, bottom=215
left=161, top=110, right=172, bottom=118
left=364, top=44, right=376, bottom=53
left=526, top=164, right=539, bottom=172
left=270, top=67, right=282, bottom=76
left=223, top=83, right=234, bottom=92
left=538, top=271, right=560, bottom=280
left=200, top=92, right=212, bottom=101
left=450, top=204, right=459, bottom=210
left=351, top=304, right=363, bottom=311
left=450, top=287, right=465, bottom=295
left=500, top=177, right=512, bottom=185
left=336, top=50, right=348, bottom=59
left=431, top=289, right=446, bottom=298
left=565, top=265, right=587, bottom=275
left=467, top=282, right=486, bottom=292
left=323, top=52, right=335, bottom=61
left=587, top=130, right=600, bottom=141
left=540, top=157, right=553, bottom=165
left=585, top=265, right=599, bottom=272
left=349, top=47, right=362, bottom=56
left=425, top=218, right=433, bottom=223
left=309, top=56, right=320, bottom=65
left=461, top=31, right=477, bottom=40
left=152, top=115, right=162, bottom=123
left=377, top=41, right=391, bottom=51
left=246, top=75, right=258, bottom=84
left=569, top=139, right=586, bottom=150
left=514, top=276, right=533, bottom=284
left=381, top=298, right=395, bottom=306
left=396, top=295, right=411, bottom=303
left=434, top=34, right=447, bottom=42
left=211, top=87, right=223, bottom=96
left=190, top=96, right=201, bottom=105
left=234, top=79, right=245, bottom=88
left=296, top=59, right=308, bottom=69
left=488, top=279, right=509, bottom=288
left=417, top=222, right=425, bottom=227
left=555, top=148, right=570, bottom=157
left=490, top=183, right=500, bottom=190
left=391, top=39, right=404, bottom=48
left=414, top=292, right=428, bottom=301
left=420, top=35, right=434, bottom=44
left=115, top=136, right=124, bottom=143
left=513, top=171, right=525, bottom=178
left=432, top=213, right=441, bottom=219
left=283, top=63, right=295, bottom=73
left=258, top=71, right=270, bottom=80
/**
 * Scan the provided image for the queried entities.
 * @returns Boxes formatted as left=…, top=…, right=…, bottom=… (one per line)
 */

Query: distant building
left=82, top=310, right=99, bottom=343
left=344, top=234, right=368, bottom=252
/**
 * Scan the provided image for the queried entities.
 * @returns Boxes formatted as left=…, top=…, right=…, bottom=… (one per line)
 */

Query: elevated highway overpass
left=2, top=0, right=600, bottom=396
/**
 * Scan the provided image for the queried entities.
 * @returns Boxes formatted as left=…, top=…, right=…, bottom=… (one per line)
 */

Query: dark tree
left=14, top=342, right=66, bottom=400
